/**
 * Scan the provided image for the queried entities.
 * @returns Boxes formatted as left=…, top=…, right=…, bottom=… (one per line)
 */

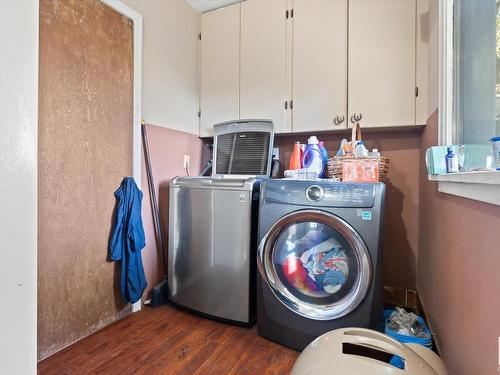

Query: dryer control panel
left=264, top=180, right=377, bottom=208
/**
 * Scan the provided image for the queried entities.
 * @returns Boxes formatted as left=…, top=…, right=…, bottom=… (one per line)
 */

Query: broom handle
left=141, top=122, right=167, bottom=275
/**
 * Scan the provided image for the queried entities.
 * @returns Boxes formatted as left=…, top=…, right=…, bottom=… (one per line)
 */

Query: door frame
left=100, top=0, right=143, bottom=312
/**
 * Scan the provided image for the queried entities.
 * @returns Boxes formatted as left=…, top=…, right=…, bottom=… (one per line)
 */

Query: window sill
left=428, top=171, right=500, bottom=206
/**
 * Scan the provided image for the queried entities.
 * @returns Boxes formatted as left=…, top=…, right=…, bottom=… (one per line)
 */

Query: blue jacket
left=109, top=177, right=147, bottom=304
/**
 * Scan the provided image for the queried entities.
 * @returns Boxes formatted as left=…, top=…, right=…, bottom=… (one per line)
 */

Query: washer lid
left=170, top=176, right=259, bottom=191
left=258, top=210, right=372, bottom=321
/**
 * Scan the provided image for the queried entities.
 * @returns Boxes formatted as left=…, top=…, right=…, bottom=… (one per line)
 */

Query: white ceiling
left=185, top=0, right=242, bottom=13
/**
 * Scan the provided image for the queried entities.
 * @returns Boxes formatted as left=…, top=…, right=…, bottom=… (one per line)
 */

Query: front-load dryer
left=256, top=179, right=385, bottom=351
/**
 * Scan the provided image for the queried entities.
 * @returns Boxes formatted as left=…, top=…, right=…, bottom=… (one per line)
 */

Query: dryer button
left=306, top=185, right=324, bottom=201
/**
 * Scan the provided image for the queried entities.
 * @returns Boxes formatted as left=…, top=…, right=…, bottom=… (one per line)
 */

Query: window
left=442, top=0, right=500, bottom=144
left=434, top=0, right=500, bottom=206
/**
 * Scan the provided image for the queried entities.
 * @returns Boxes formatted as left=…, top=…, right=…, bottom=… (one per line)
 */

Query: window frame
left=439, top=0, right=454, bottom=146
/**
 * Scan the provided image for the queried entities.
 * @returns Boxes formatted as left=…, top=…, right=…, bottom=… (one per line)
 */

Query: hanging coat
left=109, top=177, right=147, bottom=304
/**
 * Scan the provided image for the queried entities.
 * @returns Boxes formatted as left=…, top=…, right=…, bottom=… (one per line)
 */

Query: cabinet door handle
left=333, top=115, right=345, bottom=126
left=350, top=113, right=363, bottom=123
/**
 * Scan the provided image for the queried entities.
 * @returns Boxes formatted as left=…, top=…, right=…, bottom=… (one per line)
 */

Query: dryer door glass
left=258, top=210, right=371, bottom=321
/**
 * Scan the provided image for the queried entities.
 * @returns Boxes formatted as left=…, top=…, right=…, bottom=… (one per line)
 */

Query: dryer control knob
left=306, top=185, right=324, bottom=201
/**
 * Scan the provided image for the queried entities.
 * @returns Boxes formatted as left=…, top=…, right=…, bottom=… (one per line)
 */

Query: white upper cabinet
left=200, top=3, right=240, bottom=137
left=199, top=0, right=423, bottom=136
left=348, top=0, right=416, bottom=128
left=292, top=0, right=348, bottom=132
left=240, top=0, right=289, bottom=133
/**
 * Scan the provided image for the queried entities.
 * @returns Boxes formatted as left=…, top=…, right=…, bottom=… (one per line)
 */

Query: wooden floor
left=38, top=304, right=299, bottom=374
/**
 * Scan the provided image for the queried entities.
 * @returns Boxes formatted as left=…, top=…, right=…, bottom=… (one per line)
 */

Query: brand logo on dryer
left=361, top=211, right=372, bottom=220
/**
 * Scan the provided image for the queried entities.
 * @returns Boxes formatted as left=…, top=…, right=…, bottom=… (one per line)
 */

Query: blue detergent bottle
left=302, top=136, right=324, bottom=178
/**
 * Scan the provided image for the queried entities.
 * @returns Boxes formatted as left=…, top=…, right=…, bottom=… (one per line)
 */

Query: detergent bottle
left=318, top=141, right=329, bottom=177
left=300, top=144, right=306, bottom=168
left=302, top=136, right=324, bottom=178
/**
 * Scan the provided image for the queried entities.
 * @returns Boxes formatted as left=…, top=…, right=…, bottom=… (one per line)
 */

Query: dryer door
left=258, top=209, right=371, bottom=321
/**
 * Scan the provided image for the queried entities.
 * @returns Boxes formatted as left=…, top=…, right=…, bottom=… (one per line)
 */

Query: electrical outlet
left=183, top=155, right=190, bottom=169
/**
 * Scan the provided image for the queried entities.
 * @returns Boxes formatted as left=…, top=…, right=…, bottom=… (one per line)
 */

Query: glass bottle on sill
left=457, top=145, right=465, bottom=172
left=445, top=147, right=459, bottom=173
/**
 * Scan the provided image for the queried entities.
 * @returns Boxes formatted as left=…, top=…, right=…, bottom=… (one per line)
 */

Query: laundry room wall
left=122, top=0, right=200, bottom=135
left=274, top=130, right=422, bottom=291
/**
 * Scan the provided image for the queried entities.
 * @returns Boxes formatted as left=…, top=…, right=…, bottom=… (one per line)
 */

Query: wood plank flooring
left=38, top=305, right=299, bottom=374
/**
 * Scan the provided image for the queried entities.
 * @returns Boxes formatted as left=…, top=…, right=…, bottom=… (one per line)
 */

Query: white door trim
left=100, top=0, right=143, bottom=313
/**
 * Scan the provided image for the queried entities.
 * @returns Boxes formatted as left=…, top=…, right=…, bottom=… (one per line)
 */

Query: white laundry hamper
left=291, top=328, right=447, bottom=375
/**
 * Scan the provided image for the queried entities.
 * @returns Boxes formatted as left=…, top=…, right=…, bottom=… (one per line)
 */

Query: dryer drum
left=257, top=209, right=372, bottom=321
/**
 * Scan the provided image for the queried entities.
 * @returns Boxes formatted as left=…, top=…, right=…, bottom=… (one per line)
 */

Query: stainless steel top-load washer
left=168, top=120, right=274, bottom=325
left=257, top=179, right=385, bottom=350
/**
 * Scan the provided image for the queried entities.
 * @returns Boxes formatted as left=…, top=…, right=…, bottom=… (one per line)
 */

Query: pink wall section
left=275, top=130, right=421, bottom=290
left=140, top=124, right=209, bottom=298
left=419, top=110, right=500, bottom=374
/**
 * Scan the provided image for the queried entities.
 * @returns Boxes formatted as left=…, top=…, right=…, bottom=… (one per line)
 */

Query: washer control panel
left=265, top=180, right=376, bottom=208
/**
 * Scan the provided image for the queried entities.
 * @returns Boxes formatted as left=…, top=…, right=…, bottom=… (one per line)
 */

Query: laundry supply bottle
left=318, top=141, right=329, bottom=177
left=354, top=141, right=368, bottom=157
left=445, top=147, right=458, bottom=173
left=300, top=144, right=306, bottom=167
left=368, top=148, right=380, bottom=158
left=289, top=142, right=302, bottom=170
left=302, top=136, right=324, bottom=178
left=337, top=139, right=348, bottom=156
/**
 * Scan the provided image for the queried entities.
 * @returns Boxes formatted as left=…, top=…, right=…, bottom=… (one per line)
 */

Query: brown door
left=38, top=0, right=134, bottom=360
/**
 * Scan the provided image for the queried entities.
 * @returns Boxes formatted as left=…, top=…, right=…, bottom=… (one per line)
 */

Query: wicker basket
left=327, top=156, right=390, bottom=182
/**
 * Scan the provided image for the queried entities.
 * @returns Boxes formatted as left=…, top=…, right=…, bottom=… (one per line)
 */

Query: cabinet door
left=292, top=0, right=348, bottom=132
left=348, top=0, right=416, bottom=127
left=200, top=4, right=240, bottom=137
left=240, top=0, right=289, bottom=133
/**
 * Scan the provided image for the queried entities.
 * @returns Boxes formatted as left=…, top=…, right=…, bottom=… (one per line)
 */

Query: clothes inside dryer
left=273, top=221, right=358, bottom=306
